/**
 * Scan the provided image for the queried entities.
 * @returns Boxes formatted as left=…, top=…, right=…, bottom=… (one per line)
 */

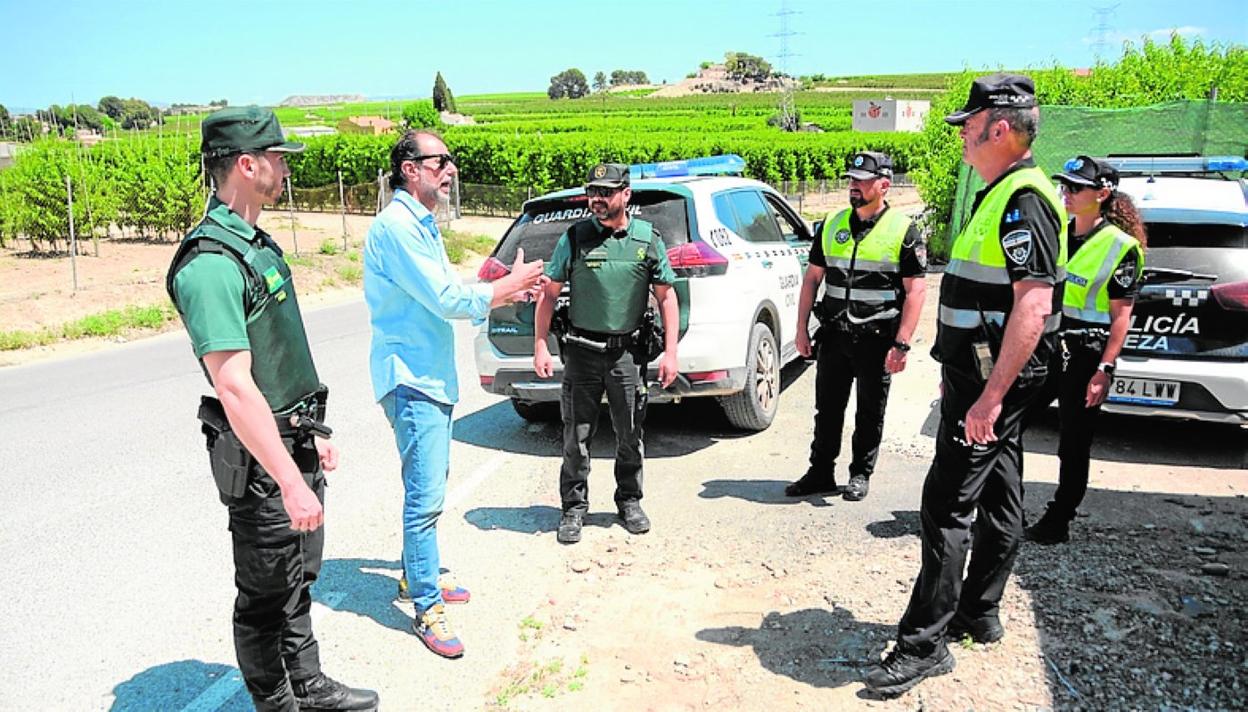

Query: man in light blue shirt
left=364, top=130, right=543, bottom=659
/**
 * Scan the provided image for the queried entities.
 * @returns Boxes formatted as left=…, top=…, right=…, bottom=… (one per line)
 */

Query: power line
left=1091, top=4, right=1120, bottom=65
left=770, top=0, right=802, bottom=131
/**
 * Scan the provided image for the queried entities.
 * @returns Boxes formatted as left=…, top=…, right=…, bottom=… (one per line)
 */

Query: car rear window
left=494, top=189, right=690, bottom=264
left=1144, top=222, right=1248, bottom=249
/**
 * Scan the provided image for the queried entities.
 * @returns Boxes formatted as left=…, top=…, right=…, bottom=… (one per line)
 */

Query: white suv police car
left=473, top=155, right=815, bottom=431
left=1103, top=155, right=1248, bottom=424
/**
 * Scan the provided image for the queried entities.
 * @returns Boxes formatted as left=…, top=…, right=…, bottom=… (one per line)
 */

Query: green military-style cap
left=585, top=162, right=630, bottom=189
left=201, top=105, right=305, bottom=158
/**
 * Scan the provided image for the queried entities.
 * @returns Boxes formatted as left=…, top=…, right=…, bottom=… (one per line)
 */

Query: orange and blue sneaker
left=414, top=603, right=464, bottom=659
left=397, top=574, right=471, bottom=605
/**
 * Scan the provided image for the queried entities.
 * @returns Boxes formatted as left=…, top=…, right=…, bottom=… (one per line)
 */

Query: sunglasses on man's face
left=585, top=186, right=621, bottom=198
left=409, top=153, right=457, bottom=170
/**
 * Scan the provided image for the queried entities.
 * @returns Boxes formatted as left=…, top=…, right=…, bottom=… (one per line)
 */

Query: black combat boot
left=618, top=500, right=651, bottom=534
left=291, top=673, right=379, bottom=712
left=863, top=643, right=956, bottom=697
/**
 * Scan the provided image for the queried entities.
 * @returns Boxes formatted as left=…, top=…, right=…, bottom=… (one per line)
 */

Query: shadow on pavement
left=697, top=608, right=891, bottom=689
left=111, top=660, right=251, bottom=711
left=866, top=510, right=921, bottom=539
left=463, top=505, right=619, bottom=534
left=312, top=558, right=410, bottom=634
left=698, top=478, right=836, bottom=507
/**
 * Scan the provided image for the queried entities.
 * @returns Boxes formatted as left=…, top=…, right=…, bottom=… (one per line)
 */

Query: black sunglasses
left=585, top=185, right=622, bottom=198
left=408, top=153, right=457, bottom=170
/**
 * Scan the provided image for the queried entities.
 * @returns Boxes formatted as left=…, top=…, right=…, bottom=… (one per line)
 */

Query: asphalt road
left=0, top=297, right=938, bottom=710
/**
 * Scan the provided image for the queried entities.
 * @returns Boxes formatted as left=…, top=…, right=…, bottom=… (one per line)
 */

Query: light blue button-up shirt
left=364, top=189, right=492, bottom=404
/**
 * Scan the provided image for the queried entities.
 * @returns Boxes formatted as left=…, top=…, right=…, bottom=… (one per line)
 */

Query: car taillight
left=1211, top=280, right=1248, bottom=312
left=686, top=370, right=729, bottom=383
left=477, top=256, right=511, bottom=282
left=479, top=375, right=495, bottom=387
left=667, top=241, right=729, bottom=277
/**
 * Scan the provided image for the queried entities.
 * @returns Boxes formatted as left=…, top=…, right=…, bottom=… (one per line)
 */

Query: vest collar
left=974, top=157, right=1037, bottom=206
left=589, top=216, right=633, bottom=239
left=206, top=195, right=266, bottom=243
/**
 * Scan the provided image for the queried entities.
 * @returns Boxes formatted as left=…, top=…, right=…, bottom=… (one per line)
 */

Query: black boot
left=863, top=644, right=955, bottom=697
left=1024, top=511, right=1070, bottom=545
left=947, top=612, right=1005, bottom=644
left=784, top=470, right=838, bottom=497
left=618, top=500, right=651, bottom=534
left=291, top=673, right=379, bottom=712
left=557, top=510, right=583, bottom=544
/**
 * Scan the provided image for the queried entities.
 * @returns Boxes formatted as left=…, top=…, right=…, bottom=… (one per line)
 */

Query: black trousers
left=1031, top=336, right=1105, bottom=523
left=559, top=344, right=646, bottom=513
left=807, top=326, right=893, bottom=481
left=226, top=435, right=324, bottom=710
left=897, top=366, right=1044, bottom=653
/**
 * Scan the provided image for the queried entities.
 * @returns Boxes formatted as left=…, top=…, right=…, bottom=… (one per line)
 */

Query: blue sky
left=1, top=0, right=1244, bottom=111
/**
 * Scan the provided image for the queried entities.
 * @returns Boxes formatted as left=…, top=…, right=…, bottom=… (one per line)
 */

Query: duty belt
left=276, top=391, right=331, bottom=439
left=566, top=327, right=635, bottom=352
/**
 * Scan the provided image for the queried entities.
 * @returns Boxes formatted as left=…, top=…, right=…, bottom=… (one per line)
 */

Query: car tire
left=719, top=322, right=780, bottom=432
left=511, top=399, right=561, bottom=423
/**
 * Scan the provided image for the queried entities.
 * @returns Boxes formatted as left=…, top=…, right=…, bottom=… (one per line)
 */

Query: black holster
left=198, top=396, right=252, bottom=503
left=630, top=308, right=664, bottom=368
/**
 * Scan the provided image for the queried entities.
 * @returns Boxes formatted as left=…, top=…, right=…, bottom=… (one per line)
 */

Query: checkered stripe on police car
left=1164, top=288, right=1208, bottom=307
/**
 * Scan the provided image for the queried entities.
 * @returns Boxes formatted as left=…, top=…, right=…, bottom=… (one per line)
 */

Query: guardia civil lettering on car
left=1100, top=155, right=1248, bottom=424
left=473, top=154, right=816, bottom=430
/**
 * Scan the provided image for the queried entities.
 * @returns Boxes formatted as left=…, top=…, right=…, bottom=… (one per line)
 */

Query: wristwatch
left=1097, top=362, right=1116, bottom=377
left=892, top=340, right=911, bottom=352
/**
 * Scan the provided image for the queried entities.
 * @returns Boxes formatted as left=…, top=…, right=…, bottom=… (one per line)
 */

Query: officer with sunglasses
left=533, top=163, right=679, bottom=545
left=1024, top=156, right=1145, bottom=545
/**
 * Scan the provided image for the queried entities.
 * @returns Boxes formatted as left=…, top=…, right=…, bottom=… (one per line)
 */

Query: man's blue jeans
left=380, top=385, right=452, bottom=614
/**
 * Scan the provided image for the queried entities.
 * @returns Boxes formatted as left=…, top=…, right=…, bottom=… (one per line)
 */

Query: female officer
left=1026, top=155, right=1146, bottom=544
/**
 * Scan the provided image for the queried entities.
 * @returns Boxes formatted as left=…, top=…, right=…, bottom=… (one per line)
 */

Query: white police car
left=473, top=155, right=816, bottom=431
left=1102, top=155, right=1248, bottom=424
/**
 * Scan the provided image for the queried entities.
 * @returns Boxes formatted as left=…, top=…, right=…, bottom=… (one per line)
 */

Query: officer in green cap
left=532, top=162, right=680, bottom=545
left=787, top=150, right=927, bottom=503
left=166, top=106, right=378, bottom=712
left=866, top=74, right=1066, bottom=696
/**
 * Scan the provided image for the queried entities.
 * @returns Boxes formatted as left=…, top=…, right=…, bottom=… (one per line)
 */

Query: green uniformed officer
left=1025, top=155, right=1145, bottom=544
left=533, top=162, right=679, bottom=545
left=866, top=75, right=1067, bottom=696
left=166, top=106, right=377, bottom=712
left=787, top=150, right=927, bottom=502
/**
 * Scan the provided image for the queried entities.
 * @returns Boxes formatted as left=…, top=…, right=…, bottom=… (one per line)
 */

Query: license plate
left=1108, top=377, right=1181, bottom=406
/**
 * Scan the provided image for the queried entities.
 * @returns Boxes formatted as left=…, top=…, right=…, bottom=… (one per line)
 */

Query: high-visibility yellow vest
left=1062, top=223, right=1143, bottom=324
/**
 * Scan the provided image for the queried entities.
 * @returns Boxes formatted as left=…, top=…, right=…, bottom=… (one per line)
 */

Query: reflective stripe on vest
left=1062, top=223, right=1142, bottom=324
left=819, top=207, right=910, bottom=322
left=939, top=166, right=1068, bottom=332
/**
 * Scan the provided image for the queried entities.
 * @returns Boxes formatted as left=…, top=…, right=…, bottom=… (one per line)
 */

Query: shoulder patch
left=1002, top=229, right=1033, bottom=265
left=1113, top=263, right=1135, bottom=288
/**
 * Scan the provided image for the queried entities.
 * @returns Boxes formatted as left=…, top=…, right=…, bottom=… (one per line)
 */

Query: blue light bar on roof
left=1095, top=156, right=1248, bottom=174
left=629, top=154, right=746, bottom=180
